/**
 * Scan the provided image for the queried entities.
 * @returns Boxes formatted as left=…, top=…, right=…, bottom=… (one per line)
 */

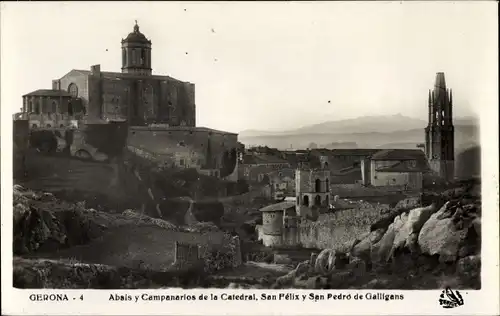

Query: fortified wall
left=128, top=126, right=240, bottom=181
left=257, top=201, right=390, bottom=251
left=13, top=119, right=30, bottom=179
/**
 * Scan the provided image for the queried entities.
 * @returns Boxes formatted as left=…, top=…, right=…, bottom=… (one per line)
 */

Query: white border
left=1, top=1, right=499, bottom=315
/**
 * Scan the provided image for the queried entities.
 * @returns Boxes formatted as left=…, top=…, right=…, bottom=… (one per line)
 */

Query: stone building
left=239, top=153, right=291, bottom=183
left=295, top=167, right=331, bottom=218
left=361, top=149, right=430, bottom=190
left=128, top=126, right=239, bottom=180
left=21, top=21, right=195, bottom=127
left=425, top=72, right=455, bottom=181
left=259, top=201, right=297, bottom=248
left=21, top=89, right=84, bottom=128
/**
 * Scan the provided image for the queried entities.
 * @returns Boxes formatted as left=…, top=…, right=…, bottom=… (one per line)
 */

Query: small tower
left=295, top=166, right=330, bottom=219
left=424, top=72, right=455, bottom=181
left=121, top=21, right=152, bottom=76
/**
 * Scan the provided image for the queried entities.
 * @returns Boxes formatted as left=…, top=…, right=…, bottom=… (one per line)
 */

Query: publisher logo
left=439, top=287, right=464, bottom=309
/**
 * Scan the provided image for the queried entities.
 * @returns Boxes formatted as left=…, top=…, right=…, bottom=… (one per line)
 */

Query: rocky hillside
left=13, top=185, right=242, bottom=288
left=265, top=181, right=481, bottom=289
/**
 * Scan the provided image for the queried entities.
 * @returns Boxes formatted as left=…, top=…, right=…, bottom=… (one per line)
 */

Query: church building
left=21, top=21, right=195, bottom=128
left=424, top=72, right=455, bottom=181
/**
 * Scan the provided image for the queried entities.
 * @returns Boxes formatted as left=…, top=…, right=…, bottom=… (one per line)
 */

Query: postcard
left=1, top=1, right=498, bottom=315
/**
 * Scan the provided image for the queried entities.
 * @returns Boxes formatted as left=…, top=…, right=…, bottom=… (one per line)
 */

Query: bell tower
left=121, top=21, right=152, bottom=76
left=425, top=72, right=455, bottom=181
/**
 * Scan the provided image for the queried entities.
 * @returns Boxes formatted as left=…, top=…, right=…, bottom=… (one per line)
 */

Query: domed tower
left=121, top=21, right=152, bottom=76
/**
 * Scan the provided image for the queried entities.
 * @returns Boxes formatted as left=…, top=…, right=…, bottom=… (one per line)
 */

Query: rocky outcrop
left=13, top=187, right=104, bottom=255
left=418, top=200, right=479, bottom=262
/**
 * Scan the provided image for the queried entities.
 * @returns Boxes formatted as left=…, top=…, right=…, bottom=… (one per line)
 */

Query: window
left=303, top=195, right=309, bottom=206
left=314, top=195, right=321, bottom=206
left=50, top=101, right=57, bottom=113
left=315, top=179, right=321, bottom=192
left=132, top=49, right=137, bottom=65
left=122, top=49, right=127, bottom=66
left=179, top=159, right=185, bottom=166
left=68, top=83, right=78, bottom=98
left=141, top=49, right=146, bottom=65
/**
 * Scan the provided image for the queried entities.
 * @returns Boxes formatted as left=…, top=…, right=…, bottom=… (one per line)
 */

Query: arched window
left=51, top=101, right=57, bottom=113
left=326, top=178, right=329, bottom=192
left=141, top=49, right=146, bottom=65
left=315, top=179, right=321, bottom=192
left=132, top=49, right=137, bottom=65
left=314, top=195, right=321, bottom=206
left=122, top=49, right=127, bottom=66
left=68, top=83, right=78, bottom=98
left=303, top=195, right=309, bottom=206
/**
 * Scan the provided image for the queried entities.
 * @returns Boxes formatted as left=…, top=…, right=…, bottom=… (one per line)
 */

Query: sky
left=1, top=2, right=497, bottom=133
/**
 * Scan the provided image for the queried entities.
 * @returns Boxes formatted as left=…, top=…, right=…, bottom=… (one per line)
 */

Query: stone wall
left=13, top=120, right=30, bottom=179
left=128, top=127, right=238, bottom=177
left=330, top=183, right=408, bottom=198
left=298, top=206, right=385, bottom=251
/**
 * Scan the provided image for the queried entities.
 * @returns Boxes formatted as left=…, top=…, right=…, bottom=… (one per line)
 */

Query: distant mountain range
left=238, top=114, right=480, bottom=151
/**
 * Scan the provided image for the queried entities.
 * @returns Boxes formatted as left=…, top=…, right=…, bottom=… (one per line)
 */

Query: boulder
left=418, top=207, right=471, bottom=262
left=392, top=204, right=436, bottom=253
left=350, top=228, right=385, bottom=263
left=372, top=223, right=397, bottom=264
left=314, top=249, right=337, bottom=275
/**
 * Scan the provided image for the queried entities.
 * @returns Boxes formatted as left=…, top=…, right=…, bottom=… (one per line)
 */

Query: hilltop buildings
left=21, top=21, right=195, bottom=128
left=17, top=22, right=241, bottom=181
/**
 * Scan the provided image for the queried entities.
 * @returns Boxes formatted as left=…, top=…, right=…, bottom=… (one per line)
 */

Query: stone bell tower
left=121, top=21, right=152, bottom=76
left=424, top=72, right=455, bottom=181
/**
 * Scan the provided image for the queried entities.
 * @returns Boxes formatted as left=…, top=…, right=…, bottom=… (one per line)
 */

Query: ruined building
left=21, top=21, right=195, bottom=128
left=425, top=72, right=455, bottom=181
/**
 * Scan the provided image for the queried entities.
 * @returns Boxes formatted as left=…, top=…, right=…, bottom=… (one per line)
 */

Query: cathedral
left=425, top=72, right=455, bottom=181
left=21, top=21, right=195, bottom=128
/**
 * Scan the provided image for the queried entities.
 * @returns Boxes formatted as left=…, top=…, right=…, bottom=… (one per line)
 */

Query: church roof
left=23, top=89, right=72, bottom=97
left=70, top=69, right=186, bottom=83
left=370, top=149, right=426, bottom=161
left=122, top=22, right=151, bottom=44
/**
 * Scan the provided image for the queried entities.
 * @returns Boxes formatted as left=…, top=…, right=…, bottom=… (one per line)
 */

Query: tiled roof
left=23, top=89, right=72, bottom=97
left=260, top=201, right=296, bottom=212
left=329, top=149, right=381, bottom=156
left=375, top=161, right=430, bottom=173
left=370, top=149, right=426, bottom=161
left=243, top=154, right=289, bottom=165
left=268, top=168, right=295, bottom=179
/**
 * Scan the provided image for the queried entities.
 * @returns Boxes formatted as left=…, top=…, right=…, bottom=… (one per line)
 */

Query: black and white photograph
left=1, top=1, right=498, bottom=315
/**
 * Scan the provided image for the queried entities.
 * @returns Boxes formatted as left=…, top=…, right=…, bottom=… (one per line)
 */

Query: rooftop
left=260, top=201, right=296, bottom=212
left=70, top=69, right=187, bottom=83
left=23, top=89, right=73, bottom=97
left=375, top=160, right=430, bottom=173
left=370, top=149, right=427, bottom=161
left=243, top=154, right=289, bottom=165
left=130, top=126, right=237, bottom=135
